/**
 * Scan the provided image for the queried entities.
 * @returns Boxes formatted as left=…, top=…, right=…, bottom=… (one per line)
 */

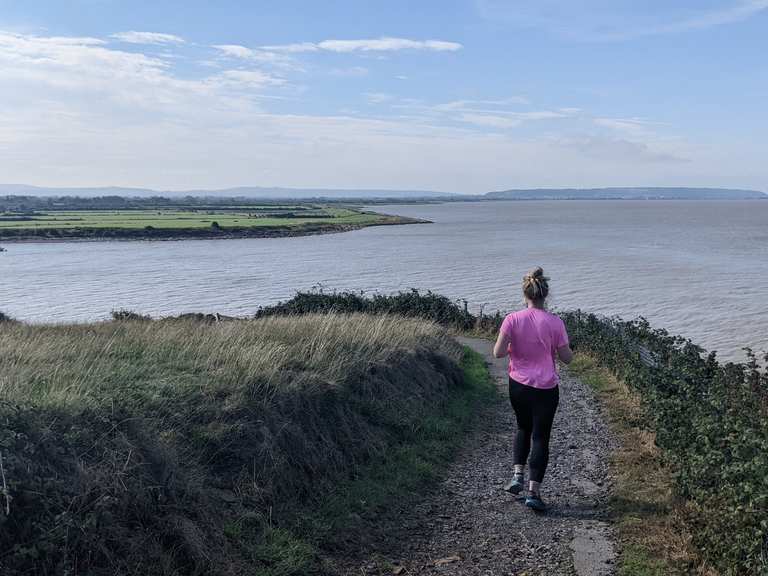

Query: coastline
left=0, top=214, right=429, bottom=244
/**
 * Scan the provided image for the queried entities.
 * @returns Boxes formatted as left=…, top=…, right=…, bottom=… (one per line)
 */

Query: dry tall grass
left=0, top=313, right=458, bottom=405
left=0, top=314, right=464, bottom=575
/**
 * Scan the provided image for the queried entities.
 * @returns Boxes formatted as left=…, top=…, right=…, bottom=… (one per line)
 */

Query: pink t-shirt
left=500, top=308, right=569, bottom=389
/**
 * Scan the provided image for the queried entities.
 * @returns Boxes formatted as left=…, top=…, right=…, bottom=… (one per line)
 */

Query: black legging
left=508, top=378, right=559, bottom=483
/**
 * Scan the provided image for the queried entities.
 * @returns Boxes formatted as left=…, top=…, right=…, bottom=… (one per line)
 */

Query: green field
left=0, top=206, right=385, bottom=230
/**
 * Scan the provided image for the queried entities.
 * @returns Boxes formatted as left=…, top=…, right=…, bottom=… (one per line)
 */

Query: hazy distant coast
left=484, top=187, right=767, bottom=200
left=2, top=183, right=765, bottom=201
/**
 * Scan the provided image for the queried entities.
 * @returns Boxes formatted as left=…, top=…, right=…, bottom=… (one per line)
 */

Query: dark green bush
left=561, top=311, right=768, bottom=576
left=0, top=311, right=16, bottom=323
left=254, top=288, right=483, bottom=330
left=111, top=309, right=153, bottom=321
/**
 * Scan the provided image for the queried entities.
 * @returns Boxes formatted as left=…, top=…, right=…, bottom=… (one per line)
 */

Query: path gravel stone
left=339, top=336, right=616, bottom=576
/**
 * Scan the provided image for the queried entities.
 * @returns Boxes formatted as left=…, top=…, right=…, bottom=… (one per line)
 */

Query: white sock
left=513, top=465, right=525, bottom=477
left=529, top=480, right=541, bottom=495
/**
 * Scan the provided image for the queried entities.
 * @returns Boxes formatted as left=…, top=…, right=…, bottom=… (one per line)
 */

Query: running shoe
left=525, top=493, right=547, bottom=512
left=503, top=474, right=525, bottom=494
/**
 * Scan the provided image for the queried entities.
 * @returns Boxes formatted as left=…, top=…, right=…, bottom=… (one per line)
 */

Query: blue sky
left=0, top=0, right=766, bottom=192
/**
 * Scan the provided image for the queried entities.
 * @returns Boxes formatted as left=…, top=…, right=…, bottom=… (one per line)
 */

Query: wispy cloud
left=216, top=69, right=285, bottom=88
left=212, top=44, right=289, bottom=63
left=476, top=0, right=768, bottom=41
left=329, top=66, right=369, bottom=77
left=435, top=97, right=530, bottom=111
left=553, top=135, right=689, bottom=164
left=591, top=0, right=768, bottom=41
left=389, top=96, right=563, bottom=129
left=593, top=117, right=664, bottom=138
left=0, top=30, right=734, bottom=191
left=364, top=92, right=394, bottom=104
left=0, top=31, right=281, bottom=111
left=111, top=31, right=185, bottom=45
left=211, top=44, right=303, bottom=72
left=459, top=110, right=568, bottom=128
left=212, top=44, right=253, bottom=58
left=262, top=37, right=462, bottom=53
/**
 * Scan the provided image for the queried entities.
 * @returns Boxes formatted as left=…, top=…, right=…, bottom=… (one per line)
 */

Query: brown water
left=1, top=200, right=766, bottom=361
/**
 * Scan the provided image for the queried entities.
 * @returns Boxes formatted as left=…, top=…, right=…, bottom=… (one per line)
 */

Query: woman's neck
left=527, top=301, right=545, bottom=310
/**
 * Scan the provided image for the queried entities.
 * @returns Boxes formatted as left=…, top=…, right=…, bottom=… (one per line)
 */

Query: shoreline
left=0, top=215, right=429, bottom=244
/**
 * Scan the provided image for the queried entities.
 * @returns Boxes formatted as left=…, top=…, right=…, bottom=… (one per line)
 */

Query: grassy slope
left=0, top=315, right=494, bottom=575
left=569, top=355, right=713, bottom=576
left=259, top=348, right=496, bottom=575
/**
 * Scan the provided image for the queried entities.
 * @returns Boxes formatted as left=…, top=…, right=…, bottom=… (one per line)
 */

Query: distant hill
left=0, top=184, right=454, bottom=200
left=484, top=187, right=767, bottom=200
left=2, top=184, right=765, bottom=202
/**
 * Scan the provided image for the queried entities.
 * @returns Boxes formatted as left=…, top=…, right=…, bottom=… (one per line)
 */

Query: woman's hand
left=493, top=329, right=510, bottom=358
left=557, top=345, right=573, bottom=364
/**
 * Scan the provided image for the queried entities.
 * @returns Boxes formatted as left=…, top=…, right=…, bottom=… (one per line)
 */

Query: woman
left=493, top=267, right=573, bottom=512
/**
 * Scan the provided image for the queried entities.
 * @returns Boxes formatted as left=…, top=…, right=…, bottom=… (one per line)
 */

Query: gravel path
left=340, top=337, right=617, bottom=576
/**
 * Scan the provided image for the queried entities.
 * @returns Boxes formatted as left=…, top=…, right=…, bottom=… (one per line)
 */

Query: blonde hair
left=523, top=267, right=549, bottom=304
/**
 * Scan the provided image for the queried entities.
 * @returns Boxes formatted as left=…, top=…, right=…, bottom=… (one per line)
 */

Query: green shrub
left=254, top=288, right=482, bottom=329
left=561, top=311, right=768, bottom=576
left=111, top=309, right=153, bottom=321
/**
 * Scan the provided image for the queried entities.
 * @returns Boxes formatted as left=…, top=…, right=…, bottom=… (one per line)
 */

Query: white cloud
left=553, top=135, right=688, bottom=164
left=0, top=31, right=282, bottom=112
left=213, top=44, right=253, bottom=58
left=318, top=38, right=462, bottom=52
left=460, top=110, right=567, bottom=128
left=212, top=44, right=290, bottom=63
left=111, top=31, right=185, bottom=45
left=391, top=97, right=567, bottom=128
left=435, top=97, right=530, bottom=111
left=216, top=69, right=285, bottom=88
left=329, top=66, right=369, bottom=77
left=263, top=37, right=462, bottom=53
left=476, top=0, right=768, bottom=41
left=261, top=42, right=319, bottom=53
left=0, top=31, right=762, bottom=193
left=460, top=113, right=522, bottom=128
left=609, top=0, right=768, bottom=39
left=594, top=117, right=660, bottom=137
left=365, top=92, right=394, bottom=104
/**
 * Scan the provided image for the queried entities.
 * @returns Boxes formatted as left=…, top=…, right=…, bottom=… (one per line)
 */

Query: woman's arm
left=493, top=328, right=511, bottom=358
left=556, top=345, right=573, bottom=364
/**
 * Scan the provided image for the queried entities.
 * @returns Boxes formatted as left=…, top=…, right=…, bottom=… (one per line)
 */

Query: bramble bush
left=561, top=311, right=768, bottom=576
left=254, top=288, right=502, bottom=331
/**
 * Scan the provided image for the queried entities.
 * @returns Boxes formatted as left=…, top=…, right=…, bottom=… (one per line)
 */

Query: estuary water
left=1, top=200, right=766, bottom=361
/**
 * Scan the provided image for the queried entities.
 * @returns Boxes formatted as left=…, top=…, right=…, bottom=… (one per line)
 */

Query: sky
left=0, top=0, right=766, bottom=193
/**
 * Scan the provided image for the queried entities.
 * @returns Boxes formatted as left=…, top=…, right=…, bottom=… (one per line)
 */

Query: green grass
left=0, top=206, right=387, bottom=230
left=250, top=347, right=497, bottom=575
left=0, top=315, right=491, bottom=575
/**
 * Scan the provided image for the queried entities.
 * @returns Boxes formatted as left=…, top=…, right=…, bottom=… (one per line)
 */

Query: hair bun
left=528, top=267, right=544, bottom=280
left=522, top=267, right=549, bottom=303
